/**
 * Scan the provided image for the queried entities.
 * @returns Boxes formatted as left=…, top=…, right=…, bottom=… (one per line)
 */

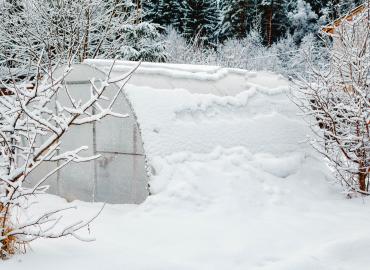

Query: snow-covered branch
left=293, top=17, right=370, bottom=196
left=0, top=55, right=138, bottom=258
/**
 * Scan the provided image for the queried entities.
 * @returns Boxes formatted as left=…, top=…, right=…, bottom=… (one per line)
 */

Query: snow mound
left=6, top=144, right=370, bottom=270
left=147, top=147, right=314, bottom=211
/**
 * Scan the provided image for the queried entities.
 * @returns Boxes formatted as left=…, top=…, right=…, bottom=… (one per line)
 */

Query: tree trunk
left=358, top=164, right=368, bottom=192
left=267, top=2, right=273, bottom=46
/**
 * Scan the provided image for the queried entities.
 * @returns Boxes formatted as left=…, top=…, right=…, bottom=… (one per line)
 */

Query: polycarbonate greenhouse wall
left=28, top=64, right=148, bottom=204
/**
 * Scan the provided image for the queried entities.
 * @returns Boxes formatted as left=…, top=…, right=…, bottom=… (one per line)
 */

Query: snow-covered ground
left=4, top=65, right=370, bottom=270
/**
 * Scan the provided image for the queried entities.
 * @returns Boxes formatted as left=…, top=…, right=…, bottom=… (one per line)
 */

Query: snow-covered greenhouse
left=30, top=60, right=299, bottom=204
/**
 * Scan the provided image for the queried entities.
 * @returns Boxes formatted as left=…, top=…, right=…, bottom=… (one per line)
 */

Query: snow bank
left=5, top=146, right=370, bottom=270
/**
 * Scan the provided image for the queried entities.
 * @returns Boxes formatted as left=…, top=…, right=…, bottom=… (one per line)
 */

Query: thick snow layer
left=86, top=60, right=297, bottom=158
left=125, top=77, right=302, bottom=157
left=86, top=60, right=289, bottom=95
left=4, top=64, right=370, bottom=269
left=4, top=149, right=370, bottom=270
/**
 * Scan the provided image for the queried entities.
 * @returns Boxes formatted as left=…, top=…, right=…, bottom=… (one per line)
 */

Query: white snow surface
left=5, top=62, right=370, bottom=269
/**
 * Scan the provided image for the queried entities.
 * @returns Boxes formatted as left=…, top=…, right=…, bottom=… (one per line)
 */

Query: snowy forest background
left=149, top=0, right=362, bottom=75
left=145, top=0, right=362, bottom=45
left=0, top=0, right=364, bottom=81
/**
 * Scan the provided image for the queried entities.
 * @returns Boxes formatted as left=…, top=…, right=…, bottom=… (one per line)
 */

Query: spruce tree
left=305, top=0, right=327, bottom=15
left=259, top=0, right=292, bottom=46
left=142, top=0, right=161, bottom=23
left=143, top=0, right=183, bottom=32
left=289, top=0, right=318, bottom=43
left=159, top=0, right=183, bottom=31
left=219, top=0, right=259, bottom=40
left=182, top=0, right=220, bottom=45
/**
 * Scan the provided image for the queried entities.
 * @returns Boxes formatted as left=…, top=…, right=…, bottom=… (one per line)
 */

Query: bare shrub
left=293, top=16, right=369, bottom=195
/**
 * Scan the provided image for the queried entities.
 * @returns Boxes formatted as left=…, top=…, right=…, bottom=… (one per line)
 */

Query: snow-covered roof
left=322, top=3, right=368, bottom=35
left=84, top=59, right=289, bottom=96
left=83, top=60, right=303, bottom=159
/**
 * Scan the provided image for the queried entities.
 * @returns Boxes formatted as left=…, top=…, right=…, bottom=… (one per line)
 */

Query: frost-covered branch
left=0, top=55, right=137, bottom=258
left=293, top=16, right=370, bottom=196
left=0, top=0, right=165, bottom=83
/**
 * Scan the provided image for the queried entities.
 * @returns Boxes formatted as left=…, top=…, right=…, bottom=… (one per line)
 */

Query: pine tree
left=121, top=22, right=167, bottom=62
left=305, top=0, right=324, bottom=14
left=219, top=0, right=259, bottom=40
left=160, top=0, right=183, bottom=31
left=143, top=0, right=183, bottom=32
left=289, top=0, right=318, bottom=43
left=182, top=0, right=220, bottom=45
left=259, top=0, right=292, bottom=46
left=142, top=0, right=161, bottom=23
